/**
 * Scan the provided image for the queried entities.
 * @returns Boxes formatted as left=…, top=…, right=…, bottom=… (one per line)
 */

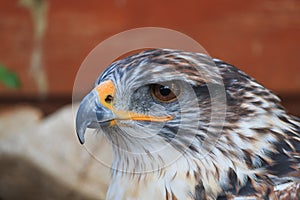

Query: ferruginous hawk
left=76, top=49, right=300, bottom=199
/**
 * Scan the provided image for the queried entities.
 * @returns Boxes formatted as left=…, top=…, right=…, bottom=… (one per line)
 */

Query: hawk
left=76, top=49, right=300, bottom=199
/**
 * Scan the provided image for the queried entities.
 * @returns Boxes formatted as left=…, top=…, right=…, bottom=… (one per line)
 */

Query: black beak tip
left=76, top=125, right=86, bottom=145
left=78, top=133, right=85, bottom=144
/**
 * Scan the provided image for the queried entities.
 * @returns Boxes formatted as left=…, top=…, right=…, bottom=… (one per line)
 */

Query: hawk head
left=76, top=49, right=227, bottom=171
left=76, top=49, right=300, bottom=199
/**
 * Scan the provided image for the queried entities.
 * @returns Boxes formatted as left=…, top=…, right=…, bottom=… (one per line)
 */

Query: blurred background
left=0, top=0, right=299, bottom=199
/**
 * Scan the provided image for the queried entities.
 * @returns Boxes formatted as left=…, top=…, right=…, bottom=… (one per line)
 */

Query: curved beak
left=76, top=91, right=114, bottom=144
left=76, top=80, right=173, bottom=145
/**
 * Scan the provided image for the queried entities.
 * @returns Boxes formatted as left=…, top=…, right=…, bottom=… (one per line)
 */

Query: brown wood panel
left=0, top=0, right=299, bottom=97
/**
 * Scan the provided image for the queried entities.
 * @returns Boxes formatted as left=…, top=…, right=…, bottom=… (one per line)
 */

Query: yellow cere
left=95, top=80, right=173, bottom=124
left=95, top=80, right=116, bottom=110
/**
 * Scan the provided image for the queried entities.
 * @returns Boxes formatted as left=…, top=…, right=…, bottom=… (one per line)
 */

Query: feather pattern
left=78, top=49, right=300, bottom=199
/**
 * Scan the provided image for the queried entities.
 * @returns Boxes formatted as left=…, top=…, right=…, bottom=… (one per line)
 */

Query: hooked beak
left=76, top=80, right=173, bottom=145
left=76, top=91, right=114, bottom=144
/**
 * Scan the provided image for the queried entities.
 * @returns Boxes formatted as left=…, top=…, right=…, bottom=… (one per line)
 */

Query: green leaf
left=0, top=64, right=21, bottom=89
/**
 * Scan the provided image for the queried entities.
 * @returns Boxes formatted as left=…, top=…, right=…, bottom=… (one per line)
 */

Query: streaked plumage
left=76, top=49, right=300, bottom=199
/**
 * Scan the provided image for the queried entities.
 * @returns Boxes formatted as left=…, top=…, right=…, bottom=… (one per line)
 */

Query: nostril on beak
left=105, top=95, right=114, bottom=104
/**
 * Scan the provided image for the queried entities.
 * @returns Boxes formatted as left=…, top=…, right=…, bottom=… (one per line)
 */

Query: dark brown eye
left=150, top=82, right=181, bottom=102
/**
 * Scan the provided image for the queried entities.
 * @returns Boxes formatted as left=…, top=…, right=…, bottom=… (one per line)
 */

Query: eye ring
left=150, top=81, right=181, bottom=102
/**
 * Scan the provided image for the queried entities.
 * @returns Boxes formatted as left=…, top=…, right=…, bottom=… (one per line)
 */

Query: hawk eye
left=150, top=82, right=181, bottom=102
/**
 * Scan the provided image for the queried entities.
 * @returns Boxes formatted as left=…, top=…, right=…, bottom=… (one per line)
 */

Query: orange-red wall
left=1, top=0, right=299, bottom=97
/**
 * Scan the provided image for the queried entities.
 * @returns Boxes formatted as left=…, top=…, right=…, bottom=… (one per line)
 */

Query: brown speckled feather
left=76, top=49, right=300, bottom=200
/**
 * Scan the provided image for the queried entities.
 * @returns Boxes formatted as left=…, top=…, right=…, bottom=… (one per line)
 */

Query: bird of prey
left=76, top=49, right=300, bottom=200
